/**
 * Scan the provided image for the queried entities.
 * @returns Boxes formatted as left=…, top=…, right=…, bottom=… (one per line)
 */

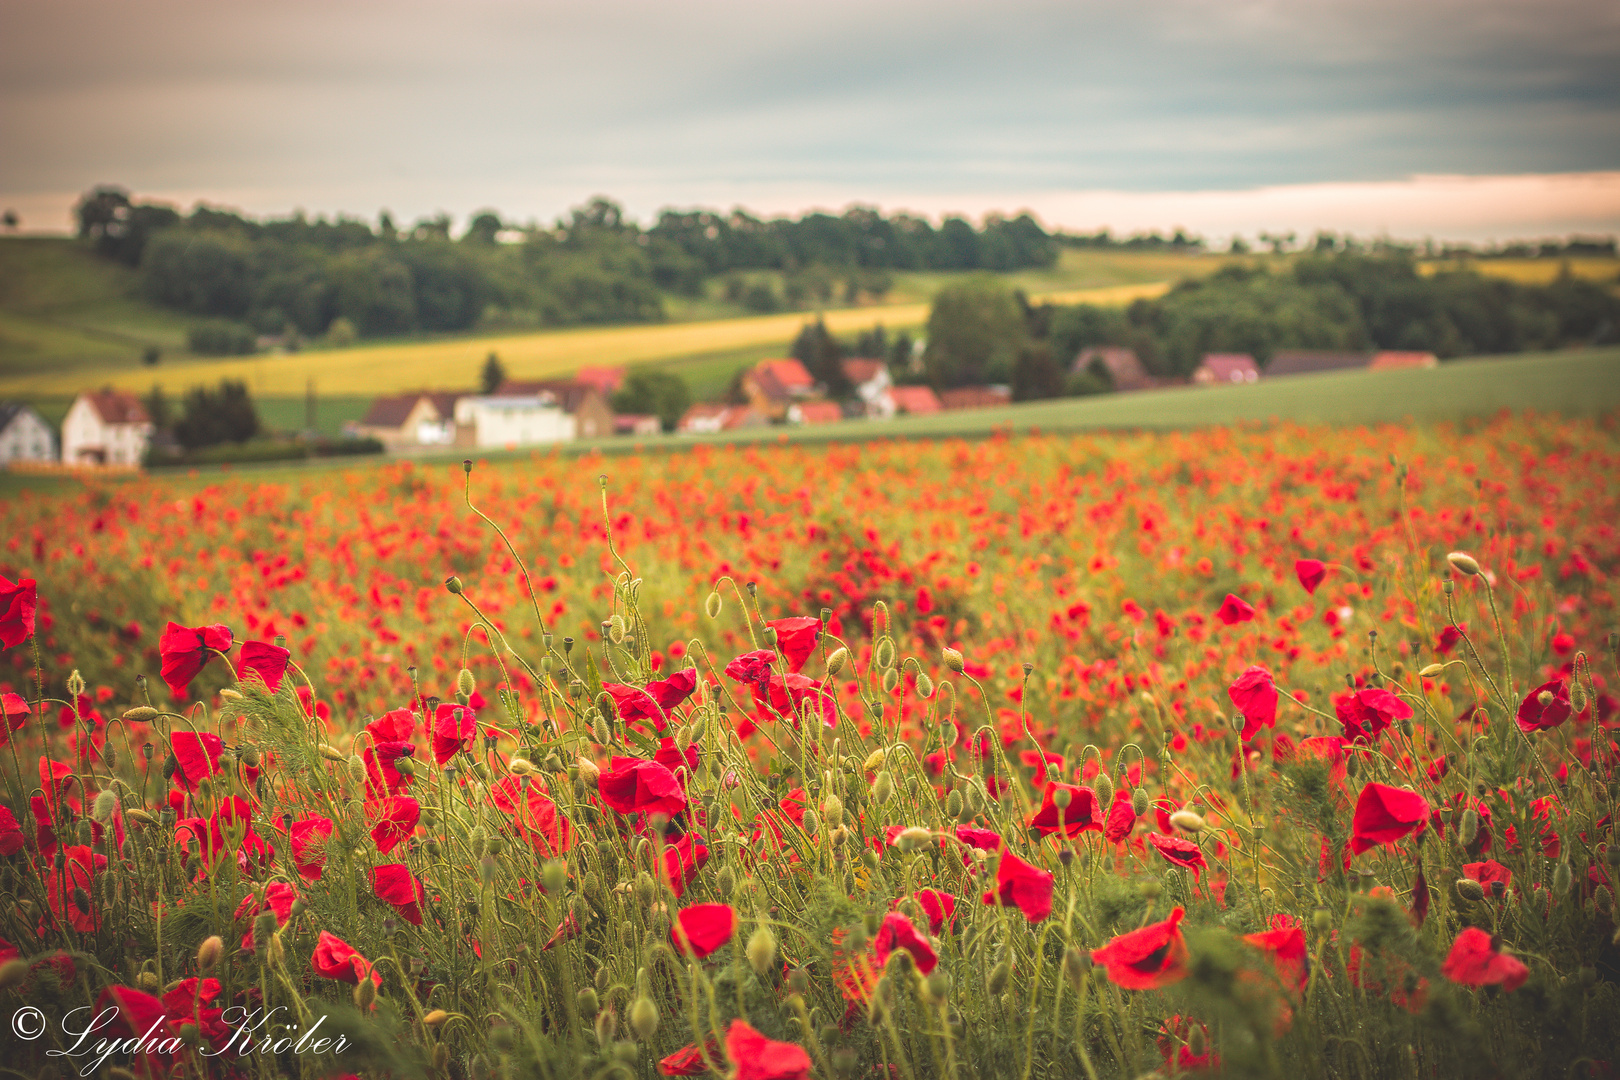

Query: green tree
left=1011, top=342, right=1065, bottom=401
left=612, top=370, right=692, bottom=433
left=174, top=380, right=261, bottom=450
left=922, top=277, right=1027, bottom=388
left=481, top=352, right=507, bottom=394
left=790, top=318, right=852, bottom=397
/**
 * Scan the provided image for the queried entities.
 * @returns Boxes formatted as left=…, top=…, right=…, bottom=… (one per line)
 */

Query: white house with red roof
left=62, top=389, right=153, bottom=466
left=1193, top=353, right=1260, bottom=385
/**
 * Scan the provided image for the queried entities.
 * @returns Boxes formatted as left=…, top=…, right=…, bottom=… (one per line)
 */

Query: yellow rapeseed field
left=0, top=282, right=1171, bottom=398
left=1418, top=256, right=1620, bottom=285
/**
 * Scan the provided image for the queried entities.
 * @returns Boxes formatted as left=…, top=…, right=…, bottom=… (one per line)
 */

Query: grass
left=1418, top=256, right=1620, bottom=285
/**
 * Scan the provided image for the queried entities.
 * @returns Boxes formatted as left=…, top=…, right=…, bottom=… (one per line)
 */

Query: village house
left=61, top=389, right=153, bottom=466
left=841, top=357, right=894, bottom=417
left=1266, top=350, right=1371, bottom=377
left=1073, top=346, right=1155, bottom=391
left=496, top=380, right=615, bottom=440
left=1193, top=353, right=1260, bottom=385
left=347, top=392, right=460, bottom=449
left=739, top=358, right=816, bottom=420
left=0, top=403, right=57, bottom=466
left=573, top=366, right=628, bottom=396
left=887, top=385, right=942, bottom=416
left=789, top=400, right=844, bottom=426
left=939, top=385, right=1013, bottom=410
left=1368, top=350, right=1439, bottom=370
left=614, top=414, right=662, bottom=437
left=453, top=393, right=573, bottom=448
left=677, top=403, right=768, bottom=434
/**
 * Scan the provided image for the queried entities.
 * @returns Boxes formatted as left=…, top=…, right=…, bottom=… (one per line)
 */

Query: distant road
left=0, top=281, right=1171, bottom=398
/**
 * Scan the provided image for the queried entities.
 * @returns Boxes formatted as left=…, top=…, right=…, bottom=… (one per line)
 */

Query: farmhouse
left=740, top=358, right=816, bottom=420
left=789, top=400, right=844, bottom=426
left=453, top=394, right=573, bottom=448
left=348, top=392, right=460, bottom=448
left=0, top=403, right=57, bottom=465
left=677, top=403, right=768, bottom=434
left=574, top=366, right=628, bottom=395
left=841, top=358, right=894, bottom=417
left=1074, top=346, right=1154, bottom=391
left=62, top=389, right=153, bottom=466
left=1193, top=353, right=1260, bottom=385
left=497, top=380, right=615, bottom=439
left=614, top=414, right=662, bottom=436
left=1369, top=350, right=1439, bottom=370
left=887, top=385, right=942, bottom=415
left=939, top=385, right=1012, bottom=410
left=1266, top=350, right=1370, bottom=377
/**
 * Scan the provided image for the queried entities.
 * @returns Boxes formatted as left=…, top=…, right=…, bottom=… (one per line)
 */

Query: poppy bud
left=821, top=793, right=844, bottom=827
left=747, top=925, right=777, bottom=976
left=1572, top=686, right=1587, bottom=713
left=1446, top=552, right=1481, bottom=576
left=1188, top=1026, right=1208, bottom=1057
left=1554, top=860, right=1573, bottom=895
left=123, top=706, right=158, bottom=722
left=1595, top=886, right=1615, bottom=918
left=127, top=808, right=157, bottom=827
left=66, top=669, right=86, bottom=698
left=945, top=788, right=963, bottom=819
left=196, top=935, right=223, bottom=972
left=1132, top=788, right=1150, bottom=816
left=1052, top=787, right=1073, bottom=811
left=916, top=672, right=935, bottom=698
left=542, top=858, right=568, bottom=895
left=608, top=616, right=626, bottom=645
left=1455, top=878, right=1486, bottom=902
left=941, top=646, right=965, bottom=674
left=575, top=987, right=599, bottom=1019
left=1311, top=905, right=1333, bottom=931
left=875, top=637, right=896, bottom=669
left=987, top=959, right=1011, bottom=996
left=1170, top=810, right=1205, bottom=834
left=800, top=809, right=819, bottom=837
left=162, top=755, right=177, bottom=780
left=826, top=646, right=848, bottom=675
left=422, top=1009, right=449, bottom=1029
left=894, top=826, right=933, bottom=852
left=717, top=866, right=736, bottom=898
left=445, top=576, right=463, bottom=595
left=635, top=871, right=656, bottom=905
left=252, top=913, right=277, bottom=958
left=594, top=1008, right=618, bottom=1047
left=1459, top=809, right=1480, bottom=847
left=629, top=996, right=658, bottom=1041
left=1062, top=947, right=1090, bottom=990
left=1093, top=772, right=1114, bottom=808
left=316, top=743, right=346, bottom=762
left=0, top=959, right=27, bottom=991
left=395, top=756, right=416, bottom=777
left=1139, top=879, right=1162, bottom=900
left=92, top=789, right=118, bottom=825
left=881, top=668, right=900, bottom=694
left=456, top=669, right=475, bottom=698
left=354, top=978, right=376, bottom=1009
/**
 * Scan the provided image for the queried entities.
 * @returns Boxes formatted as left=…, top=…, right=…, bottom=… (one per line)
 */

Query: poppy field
left=0, top=411, right=1617, bottom=1079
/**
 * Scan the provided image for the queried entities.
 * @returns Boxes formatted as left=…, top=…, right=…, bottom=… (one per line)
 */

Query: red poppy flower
left=654, top=736, right=699, bottom=780
left=1516, top=679, right=1573, bottom=733
left=725, top=1019, right=812, bottom=1080
left=1228, top=666, right=1279, bottom=739
left=599, top=756, right=689, bottom=818
left=1215, top=594, right=1255, bottom=625
left=0, top=575, right=37, bottom=648
left=44, top=845, right=107, bottom=932
left=543, top=912, right=583, bottom=951
left=751, top=673, right=836, bottom=729
left=956, top=824, right=1005, bottom=856
left=170, top=731, right=225, bottom=792
left=0, top=806, right=22, bottom=857
left=159, top=621, right=234, bottom=699
left=236, top=881, right=298, bottom=949
left=1243, top=914, right=1308, bottom=994
left=1091, top=906, right=1190, bottom=990
left=982, top=850, right=1054, bottom=922
left=604, top=668, right=699, bottom=730
left=489, top=776, right=575, bottom=856
left=430, top=703, right=477, bottom=765
left=0, top=692, right=27, bottom=747
left=286, top=815, right=334, bottom=880
left=237, top=640, right=291, bottom=692
left=873, top=912, right=938, bottom=974
left=1027, top=782, right=1103, bottom=838
left=1294, top=559, right=1326, bottom=595
left=1335, top=688, right=1413, bottom=743
left=912, top=889, right=959, bottom=935
left=372, top=863, right=426, bottom=925
left=1349, top=782, right=1430, bottom=854
left=367, top=707, right=417, bottom=743
left=369, top=796, right=420, bottom=854
left=1464, top=859, right=1513, bottom=896
left=1104, top=790, right=1137, bottom=843
left=311, top=930, right=381, bottom=987
left=659, top=1041, right=720, bottom=1077
left=767, top=616, right=822, bottom=673
left=1148, top=832, right=1209, bottom=882
left=659, top=831, right=710, bottom=898
left=724, top=649, right=776, bottom=689
left=161, top=977, right=229, bottom=1052
left=672, top=903, right=736, bottom=959
left=363, top=742, right=416, bottom=798
left=1436, top=624, right=1465, bottom=654
left=94, top=985, right=173, bottom=1042
left=1157, top=1015, right=1218, bottom=1073
left=1441, top=928, right=1528, bottom=992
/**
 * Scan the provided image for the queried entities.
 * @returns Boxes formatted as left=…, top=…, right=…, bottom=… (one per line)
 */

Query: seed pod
left=445, top=576, right=464, bottom=595
left=1446, top=552, right=1481, bottom=576
left=747, top=925, right=777, bottom=976
left=1093, top=772, right=1114, bottom=808
left=629, top=996, right=658, bottom=1041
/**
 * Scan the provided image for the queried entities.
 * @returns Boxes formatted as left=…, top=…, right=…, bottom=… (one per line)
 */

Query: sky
left=2, top=0, right=1617, bottom=242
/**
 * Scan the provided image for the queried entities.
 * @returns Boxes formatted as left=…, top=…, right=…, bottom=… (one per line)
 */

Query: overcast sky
left=2, top=0, right=1617, bottom=240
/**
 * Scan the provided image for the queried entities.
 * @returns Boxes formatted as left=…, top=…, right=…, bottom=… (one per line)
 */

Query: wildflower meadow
left=1, top=411, right=1617, bottom=1079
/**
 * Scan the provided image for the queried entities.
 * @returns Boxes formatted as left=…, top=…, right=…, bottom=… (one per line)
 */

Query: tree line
left=73, top=187, right=1059, bottom=350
